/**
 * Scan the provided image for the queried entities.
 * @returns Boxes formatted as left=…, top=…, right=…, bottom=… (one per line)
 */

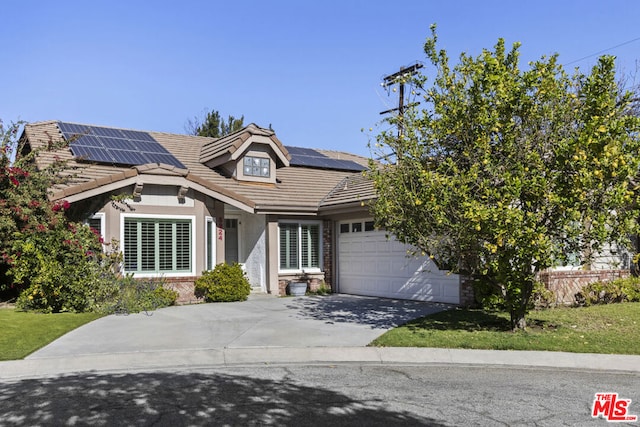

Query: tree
left=0, top=120, right=63, bottom=298
left=0, top=120, right=119, bottom=311
left=368, top=26, right=640, bottom=330
left=185, top=109, right=244, bottom=138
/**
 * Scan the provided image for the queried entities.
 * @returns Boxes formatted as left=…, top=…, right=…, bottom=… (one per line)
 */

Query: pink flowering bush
left=0, top=119, right=122, bottom=312
left=10, top=218, right=120, bottom=312
left=0, top=119, right=176, bottom=313
left=0, top=120, right=66, bottom=297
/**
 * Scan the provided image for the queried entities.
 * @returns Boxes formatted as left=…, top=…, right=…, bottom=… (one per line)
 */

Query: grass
left=0, top=309, right=101, bottom=361
left=371, top=302, right=640, bottom=355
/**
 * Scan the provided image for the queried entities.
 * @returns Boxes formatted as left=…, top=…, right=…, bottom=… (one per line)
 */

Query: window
left=352, top=222, right=362, bottom=232
left=86, top=213, right=105, bottom=241
left=279, top=222, right=321, bottom=271
left=124, top=217, right=192, bottom=274
left=364, top=221, right=375, bottom=232
left=243, top=156, right=270, bottom=177
left=339, top=223, right=350, bottom=233
left=206, top=217, right=215, bottom=271
left=224, top=218, right=239, bottom=263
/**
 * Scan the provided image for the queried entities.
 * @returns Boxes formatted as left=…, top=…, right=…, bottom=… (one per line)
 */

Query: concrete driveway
left=27, top=294, right=450, bottom=359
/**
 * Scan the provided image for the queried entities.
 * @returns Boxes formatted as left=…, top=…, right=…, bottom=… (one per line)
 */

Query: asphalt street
left=1, top=294, right=639, bottom=426
left=1, top=364, right=638, bottom=426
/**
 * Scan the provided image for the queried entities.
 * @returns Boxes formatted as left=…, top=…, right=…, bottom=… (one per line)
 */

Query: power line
left=564, top=36, right=640, bottom=66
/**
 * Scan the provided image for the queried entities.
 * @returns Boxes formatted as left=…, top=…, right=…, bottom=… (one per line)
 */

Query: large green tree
left=185, top=109, right=244, bottom=138
left=369, top=26, right=640, bottom=330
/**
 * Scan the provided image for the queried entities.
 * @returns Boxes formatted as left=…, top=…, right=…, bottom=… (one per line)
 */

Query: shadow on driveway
left=0, top=371, right=445, bottom=426
left=285, top=294, right=451, bottom=329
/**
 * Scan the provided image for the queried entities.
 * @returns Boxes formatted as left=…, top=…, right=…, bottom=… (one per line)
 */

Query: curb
left=1, top=347, right=639, bottom=380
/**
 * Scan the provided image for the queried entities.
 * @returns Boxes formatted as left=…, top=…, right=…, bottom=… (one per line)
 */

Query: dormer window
left=200, top=124, right=287, bottom=184
left=244, top=156, right=270, bottom=178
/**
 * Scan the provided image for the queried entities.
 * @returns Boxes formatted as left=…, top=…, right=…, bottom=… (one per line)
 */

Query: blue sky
left=2, top=1, right=640, bottom=157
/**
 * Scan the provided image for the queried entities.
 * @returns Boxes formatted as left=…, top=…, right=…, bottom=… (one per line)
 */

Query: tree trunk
left=510, top=278, right=535, bottom=331
left=510, top=309, right=527, bottom=330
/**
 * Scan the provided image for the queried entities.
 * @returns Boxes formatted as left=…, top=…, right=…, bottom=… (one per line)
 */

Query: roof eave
left=318, top=198, right=376, bottom=215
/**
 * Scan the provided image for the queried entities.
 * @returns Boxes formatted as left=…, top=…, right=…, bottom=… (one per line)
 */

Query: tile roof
left=319, top=174, right=376, bottom=211
left=199, top=123, right=290, bottom=167
left=22, top=120, right=373, bottom=214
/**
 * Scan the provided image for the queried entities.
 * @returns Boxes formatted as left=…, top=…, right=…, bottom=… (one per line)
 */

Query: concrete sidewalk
left=1, top=294, right=639, bottom=380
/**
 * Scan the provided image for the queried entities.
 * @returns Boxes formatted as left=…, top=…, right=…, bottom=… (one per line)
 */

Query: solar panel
left=285, top=145, right=366, bottom=172
left=59, top=122, right=186, bottom=169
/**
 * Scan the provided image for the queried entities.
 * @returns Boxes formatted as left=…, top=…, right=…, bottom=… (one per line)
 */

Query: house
left=21, top=121, right=464, bottom=305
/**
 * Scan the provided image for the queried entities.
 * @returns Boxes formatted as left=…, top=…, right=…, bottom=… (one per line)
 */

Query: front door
left=224, top=218, right=239, bottom=264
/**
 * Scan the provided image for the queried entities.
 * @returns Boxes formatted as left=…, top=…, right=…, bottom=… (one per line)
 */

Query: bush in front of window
left=194, top=263, right=251, bottom=302
left=109, top=275, right=179, bottom=314
left=11, top=221, right=120, bottom=313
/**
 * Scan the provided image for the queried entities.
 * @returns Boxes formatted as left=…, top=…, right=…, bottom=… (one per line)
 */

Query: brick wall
left=161, top=277, right=202, bottom=305
left=322, top=219, right=333, bottom=291
left=278, top=273, right=326, bottom=296
left=455, top=270, right=628, bottom=307
left=458, top=276, right=476, bottom=307
left=538, top=269, right=629, bottom=304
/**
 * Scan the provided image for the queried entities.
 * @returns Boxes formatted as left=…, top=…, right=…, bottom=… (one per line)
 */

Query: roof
left=319, top=174, right=376, bottom=213
left=199, top=123, right=291, bottom=167
left=22, top=120, right=373, bottom=215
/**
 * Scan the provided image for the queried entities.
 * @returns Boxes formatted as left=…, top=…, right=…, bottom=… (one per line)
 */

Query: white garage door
left=337, top=219, right=460, bottom=304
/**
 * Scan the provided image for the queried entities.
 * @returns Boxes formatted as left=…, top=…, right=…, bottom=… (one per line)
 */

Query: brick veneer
left=538, top=269, right=629, bottom=304
left=457, top=269, right=629, bottom=308
left=161, top=277, right=202, bottom=305
left=322, top=219, right=333, bottom=291
left=278, top=273, right=325, bottom=296
left=458, top=276, right=476, bottom=307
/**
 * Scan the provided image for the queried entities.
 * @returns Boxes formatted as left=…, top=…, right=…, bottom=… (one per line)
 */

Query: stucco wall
left=97, top=184, right=217, bottom=277
left=239, top=212, right=267, bottom=291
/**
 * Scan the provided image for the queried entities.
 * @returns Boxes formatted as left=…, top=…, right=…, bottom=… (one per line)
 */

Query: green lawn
left=371, top=302, right=640, bottom=355
left=0, top=309, right=102, bottom=360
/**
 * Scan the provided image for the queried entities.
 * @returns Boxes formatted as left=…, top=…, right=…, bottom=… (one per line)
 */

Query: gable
left=22, top=120, right=373, bottom=215
left=200, top=123, right=290, bottom=169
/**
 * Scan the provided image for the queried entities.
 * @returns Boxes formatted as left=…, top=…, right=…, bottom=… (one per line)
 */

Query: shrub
left=575, top=277, right=640, bottom=306
left=11, top=223, right=120, bottom=313
left=0, top=119, right=72, bottom=300
left=108, top=276, right=178, bottom=314
left=308, top=281, right=332, bottom=296
left=194, top=263, right=251, bottom=302
left=153, top=285, right=180, bottom=307
left=473, top=278, right=555, bottom=311
left=530, top=281, right=556, bottom=310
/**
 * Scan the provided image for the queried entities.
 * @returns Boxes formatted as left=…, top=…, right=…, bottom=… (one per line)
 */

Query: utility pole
left=380, top=63, right=423, bottom=138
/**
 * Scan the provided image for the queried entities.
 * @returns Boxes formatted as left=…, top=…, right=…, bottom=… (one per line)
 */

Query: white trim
left=205, top=216, right=216, bottom=271
left=339, top=218, right=377, bottom=234
left=231, top=135, right=290, bottom=166
left=87, top=212, right=106, bottom=240
left=277, top=220, right=323, bottom=274
left=120, top=213, right=197, bottom=278
left=57, top=175, right=255, bottom=213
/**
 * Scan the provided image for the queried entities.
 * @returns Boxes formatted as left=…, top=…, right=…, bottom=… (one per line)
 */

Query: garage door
left=337, top=219, right=460, bottom=304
